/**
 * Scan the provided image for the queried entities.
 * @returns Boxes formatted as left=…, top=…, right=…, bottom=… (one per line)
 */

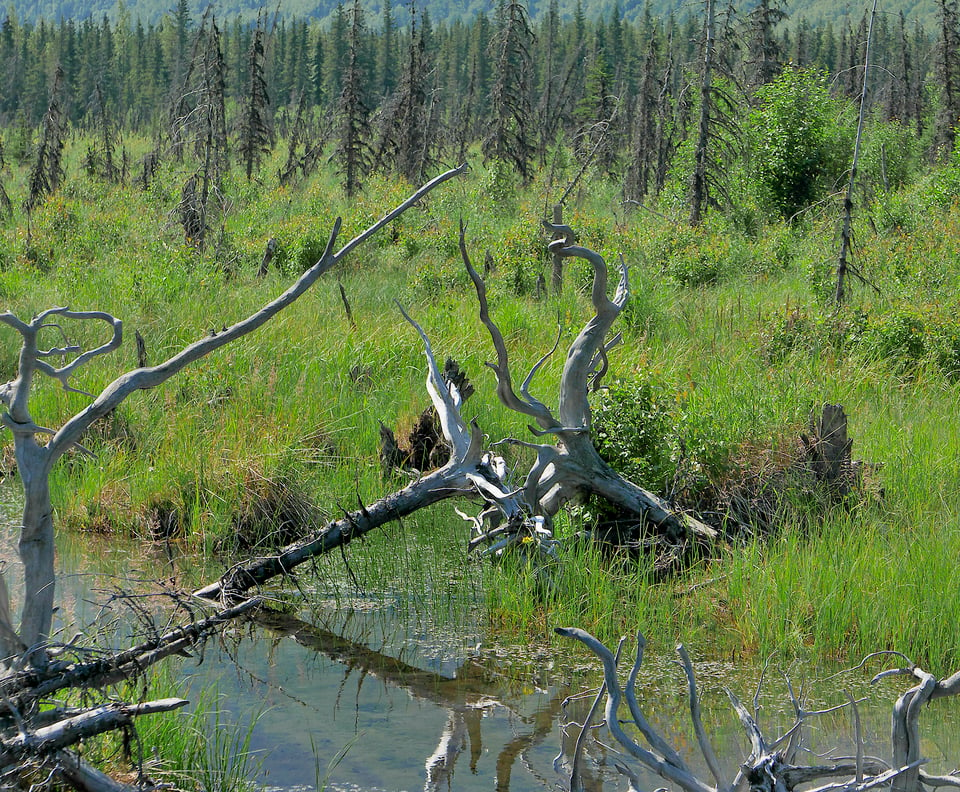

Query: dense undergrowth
left=2, top=138, right=960, bottom=674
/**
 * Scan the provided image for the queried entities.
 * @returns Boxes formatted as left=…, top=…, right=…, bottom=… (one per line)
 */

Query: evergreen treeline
left=1, top=0, right=957, bottom=223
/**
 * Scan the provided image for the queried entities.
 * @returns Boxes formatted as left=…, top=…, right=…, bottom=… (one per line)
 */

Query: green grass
left=59, top=663, right=263, bottom=791
left=3, top=136, right=960, bottom=673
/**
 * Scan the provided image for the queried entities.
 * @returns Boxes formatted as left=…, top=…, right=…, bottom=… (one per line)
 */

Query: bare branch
left=397, top=301, right=473, bottom=461
left=542, top=223, right=627, bottom=429
left=460, top=221, right=558, bottom=430
left=0, top=699, right=188, bottom=773
left=677, top=644, right=727, bottom=792
left=48, top=164, right=467, bottom=465
left=555, top=628, right=715, bottom=792
left=625, top=633, right=686, bottom=770
left=32, top=310, right=123, bottom=389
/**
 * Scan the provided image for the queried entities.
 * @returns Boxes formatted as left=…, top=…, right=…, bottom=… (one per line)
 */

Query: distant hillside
left=4, top=0, right=941, bottom=31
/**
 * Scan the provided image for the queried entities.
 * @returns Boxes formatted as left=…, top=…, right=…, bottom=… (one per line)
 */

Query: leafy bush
left=759, top=307, right=868, bottom=362
left=747, top=68, right=850, bottom=220
left=859, top=119, right=922, bottom=197
left=857, top=308, right=927, bottom=365
left=274, top=233, right=330, bottom=275
left=591, top=376, right=678, bottom=490
left=759, top=304, right=960, bottom=379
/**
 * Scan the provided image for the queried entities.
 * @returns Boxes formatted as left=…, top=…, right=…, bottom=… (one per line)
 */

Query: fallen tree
left=197, top=220, right=714, bottom=602
left=0, top=164, right=467, bottom=670
left=556, top=627, right=960, bottom=792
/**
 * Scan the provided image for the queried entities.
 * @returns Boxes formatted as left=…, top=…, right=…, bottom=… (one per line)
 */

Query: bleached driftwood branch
left=195, top=291, right=507, bottom=602
left=556, top=628, right=958, bottom=792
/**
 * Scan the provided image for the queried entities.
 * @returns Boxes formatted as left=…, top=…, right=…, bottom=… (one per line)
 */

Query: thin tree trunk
left=689, top=0, right=715, bottom=226
left=836, top=0, right=877, bottom=303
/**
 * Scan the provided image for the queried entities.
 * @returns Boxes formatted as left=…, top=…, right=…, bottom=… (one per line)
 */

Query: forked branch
left=461, top=221, right=558, bottom=432
left=556, top=628, right=959, bottom=792
left=463, top=223, right=715, bottom=547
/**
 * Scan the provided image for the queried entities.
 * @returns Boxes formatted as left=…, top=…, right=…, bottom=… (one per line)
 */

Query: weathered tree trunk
left=18, top=455, right=54, bottom=666
left=836, top=0, right=877, bottom=303
left=195, top=457, right=485, bottom=601
left=689, top=0, right=715, bottom=227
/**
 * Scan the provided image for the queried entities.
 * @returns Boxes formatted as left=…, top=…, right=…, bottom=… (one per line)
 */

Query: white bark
left=463, top=222, right=715, bottom=547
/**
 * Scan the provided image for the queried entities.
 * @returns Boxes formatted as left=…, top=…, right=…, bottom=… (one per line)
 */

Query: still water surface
left=1, top=484, right=958, bottom=791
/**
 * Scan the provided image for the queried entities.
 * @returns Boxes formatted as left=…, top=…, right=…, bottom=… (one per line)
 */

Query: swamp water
left=1, top=485, right=958, bottom=791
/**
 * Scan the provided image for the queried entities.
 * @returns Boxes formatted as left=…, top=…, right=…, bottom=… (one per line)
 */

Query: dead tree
left=0, top=164, right=466, bottom=670
left=464, top=222, right=715, bottom=550
left=0, top=135, right=12, bottom=221
left=195, top=298, right=516, bottom=602
left=24, top=67, right=66, bottom=216
left=196, top=223, right=713, bottom=602
left=0, top=597, right=259, bottom=792
left=237, top=15, right=274, bottom=181
left=196, top=222, right=714, bottom=602
left=835, top=0, right=879, bottom=304
left=556, top=627, right=960, bottom=792
left=278, top=92, right=323, bottom=186
left=168, top=11, right=229, bottom=247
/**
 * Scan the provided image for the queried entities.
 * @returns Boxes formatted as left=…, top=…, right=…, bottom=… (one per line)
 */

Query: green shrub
left=747, top=68, right=850, bottom=220
left=275, top=233, right=330, bottom=275
left=591, top=375, right=678, bottom=490
left=859, top=119, right=921, bottom=196
left=858, top=308, right=928, bottom=366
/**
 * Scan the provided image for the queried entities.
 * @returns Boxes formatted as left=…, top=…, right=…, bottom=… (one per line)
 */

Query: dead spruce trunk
left=0, top=164, right=466, bottom=669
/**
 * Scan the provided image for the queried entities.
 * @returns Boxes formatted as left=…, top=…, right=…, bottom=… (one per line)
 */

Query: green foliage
left=747, top=68, right=850, bottom=219
left=759, top=304, right=960, bottom=380
left=858, top=118, right=922, bottom=196
left=592, top=375, right=677, bottom=490
left=7, top=120, right=960, bottom=676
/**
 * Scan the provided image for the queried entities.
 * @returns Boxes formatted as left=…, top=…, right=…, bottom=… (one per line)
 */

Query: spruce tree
left=237, top=16, right=274, bottom=181
left=25, top=66, right=66, bottom=215
left=934, top=0, right=960, bottom=157
left=688, top=0, right=740, bottom=225
left=745, top=0, right=787, bottom=91
left=484, top=0, right=535, bottom=182
left=374, top=7, right=435, bottom=183
left=172, top=12, right=229, bottom=247
left=378, top=0, right=398, bottom=100
left=574, top=47, right=619, bottom=177
left=335, top=0, right=372, bottom=196
left=625, top=27, right=661, bottom=201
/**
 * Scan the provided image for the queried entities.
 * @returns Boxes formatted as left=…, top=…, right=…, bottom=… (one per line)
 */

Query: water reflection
left=249, top=606, right=576, bottom=791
